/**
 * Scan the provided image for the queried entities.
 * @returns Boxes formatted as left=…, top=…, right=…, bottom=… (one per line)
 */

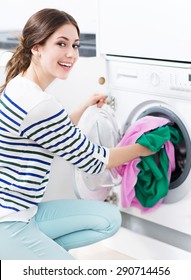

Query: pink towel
left=115, top=116, right=176, bottom=212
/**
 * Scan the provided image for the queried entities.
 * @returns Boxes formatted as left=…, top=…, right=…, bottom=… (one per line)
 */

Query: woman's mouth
left=58, top=62, right=72, bottom=71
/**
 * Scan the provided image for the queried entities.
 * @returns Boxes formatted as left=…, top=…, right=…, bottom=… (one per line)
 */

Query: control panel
left=170, top=71, right=191, bottom=92
left=107, top=57, right=191, bottom=99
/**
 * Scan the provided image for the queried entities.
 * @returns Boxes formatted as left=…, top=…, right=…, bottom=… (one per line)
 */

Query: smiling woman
left=0, top=8, right=153, bottom=260
left=0, top=8, right=121, bottom=260
left=53, top=27, right=80, bottom=74
left=1, top=11, right=80, bottom=91
left=28, top=24, right=80, bottom=87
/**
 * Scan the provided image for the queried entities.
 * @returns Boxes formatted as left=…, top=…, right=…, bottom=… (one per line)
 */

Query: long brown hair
left=0, top=8, right=80, bottom=94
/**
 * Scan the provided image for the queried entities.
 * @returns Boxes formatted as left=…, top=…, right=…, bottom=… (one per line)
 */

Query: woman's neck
left=23, top=63, right=53, bottom=91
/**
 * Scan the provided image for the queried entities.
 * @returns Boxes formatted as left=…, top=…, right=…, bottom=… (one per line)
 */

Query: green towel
left=135, top=125, right=182, bottom=207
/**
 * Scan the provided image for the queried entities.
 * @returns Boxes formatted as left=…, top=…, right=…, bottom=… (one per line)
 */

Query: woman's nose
left=66, top=47, right=78, bottom=58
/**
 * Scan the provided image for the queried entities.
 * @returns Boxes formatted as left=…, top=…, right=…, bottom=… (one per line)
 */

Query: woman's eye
left=58, top=42, right=66, bottom=47
left=73, top=44, right=80, bottom=49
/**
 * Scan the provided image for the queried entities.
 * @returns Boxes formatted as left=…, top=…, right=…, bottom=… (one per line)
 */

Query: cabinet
left=97, top=0, right=191, bottom=62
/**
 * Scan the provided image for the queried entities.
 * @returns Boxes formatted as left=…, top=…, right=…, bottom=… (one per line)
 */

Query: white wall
left=0, top=0, right=97, bottom=33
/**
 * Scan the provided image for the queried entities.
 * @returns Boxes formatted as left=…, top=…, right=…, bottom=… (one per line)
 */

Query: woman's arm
left=107, top=143, right=154, bottom=169
left=69, top=93, right=154, bottom=169
left=69, top=93, right=107, bottom=125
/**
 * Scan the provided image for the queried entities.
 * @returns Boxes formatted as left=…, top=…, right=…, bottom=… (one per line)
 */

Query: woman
left=0, top=8, right=153, bottom=259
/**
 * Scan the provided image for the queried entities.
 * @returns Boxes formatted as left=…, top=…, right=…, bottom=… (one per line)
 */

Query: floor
left=69, top=227, right=135, bottom=260
left=69, top=227, right=134, bottom=260
left=70, top=241, right=134, bottom=260
left=69, top=227, right=191, bottom=260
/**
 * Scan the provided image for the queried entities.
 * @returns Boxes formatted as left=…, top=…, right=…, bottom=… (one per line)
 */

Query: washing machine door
left=73, top=104, right=121, bottom=200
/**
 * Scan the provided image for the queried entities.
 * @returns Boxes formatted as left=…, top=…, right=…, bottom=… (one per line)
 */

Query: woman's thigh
left=35, top=199, right=121, bottom=250
left=0, top=218, right=75, bottom=260
left=0, top=199, right=121, bottom=259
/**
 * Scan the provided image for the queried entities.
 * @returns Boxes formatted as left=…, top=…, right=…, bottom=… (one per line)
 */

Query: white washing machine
left=85, top=0, right=191, bottom=259
left=73, top=56, right=191, bottom=257
left=104, top=56, right=191, bottom=253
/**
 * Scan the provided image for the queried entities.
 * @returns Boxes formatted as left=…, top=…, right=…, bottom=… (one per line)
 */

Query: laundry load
left=115, top=116, right=182, bottom=211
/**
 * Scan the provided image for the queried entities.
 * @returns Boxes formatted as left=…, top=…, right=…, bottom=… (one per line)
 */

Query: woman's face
left=34, top=24, right=80, bottom=84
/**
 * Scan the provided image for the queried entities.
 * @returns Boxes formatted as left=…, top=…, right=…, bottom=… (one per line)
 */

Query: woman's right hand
left=136, top=143, right=156, bottom=157
left=107, top=143, right=155, bottom=169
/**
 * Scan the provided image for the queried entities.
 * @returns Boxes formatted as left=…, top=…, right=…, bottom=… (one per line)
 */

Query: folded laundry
left=115, top=116, right=182, bottom=212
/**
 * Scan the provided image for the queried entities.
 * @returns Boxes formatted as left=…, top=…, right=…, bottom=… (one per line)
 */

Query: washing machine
left=105, top=56, right=191, bottom=252
left=84, top=0, right=191, bottom=258
left=73, top=55, right=191, bottom=258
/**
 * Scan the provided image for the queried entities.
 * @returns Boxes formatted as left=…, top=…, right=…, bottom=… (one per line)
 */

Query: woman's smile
left=58, top=61, right=73, bottom=71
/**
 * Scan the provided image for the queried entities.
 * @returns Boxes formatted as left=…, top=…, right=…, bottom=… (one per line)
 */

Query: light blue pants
left=0, top=199, right=121, bottom=260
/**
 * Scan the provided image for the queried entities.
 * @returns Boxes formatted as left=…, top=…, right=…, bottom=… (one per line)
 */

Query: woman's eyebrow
left=56, top=36, right=80, bottom=42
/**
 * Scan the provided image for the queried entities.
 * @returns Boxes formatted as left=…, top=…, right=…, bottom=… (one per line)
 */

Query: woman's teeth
left=59, top=62, right=72, bottom=67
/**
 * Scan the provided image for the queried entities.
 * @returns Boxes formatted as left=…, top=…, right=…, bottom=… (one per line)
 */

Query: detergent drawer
left=107, top=58, right=144, bottom=91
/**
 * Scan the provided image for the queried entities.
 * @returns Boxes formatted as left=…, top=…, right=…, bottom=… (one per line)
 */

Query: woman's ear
left=31, top=45, right=40, bottom=57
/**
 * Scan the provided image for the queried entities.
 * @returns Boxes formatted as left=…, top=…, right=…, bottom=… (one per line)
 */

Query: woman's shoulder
left=6, top=75, right=43, bottom=95
left=4, top=75, right=57, bottom=110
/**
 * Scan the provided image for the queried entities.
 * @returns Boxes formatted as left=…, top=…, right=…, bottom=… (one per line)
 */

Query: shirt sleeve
left=20, top=97, right=110, bottom=174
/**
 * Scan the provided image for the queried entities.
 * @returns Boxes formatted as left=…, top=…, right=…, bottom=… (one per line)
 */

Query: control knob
left=150, top=72, right=160, bottom=86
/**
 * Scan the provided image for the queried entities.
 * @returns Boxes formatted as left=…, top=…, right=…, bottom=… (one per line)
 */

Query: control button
left=150, top=72, right=160, bottom=86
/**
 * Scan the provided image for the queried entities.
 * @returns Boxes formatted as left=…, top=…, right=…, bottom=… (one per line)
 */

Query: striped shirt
left=0, top=75, right=109, bottom=222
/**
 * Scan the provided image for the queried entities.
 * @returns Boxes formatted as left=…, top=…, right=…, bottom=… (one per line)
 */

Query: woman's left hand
left=69, top=93, right=107, bottom=125
left=86, top=93, right=107, bottom=108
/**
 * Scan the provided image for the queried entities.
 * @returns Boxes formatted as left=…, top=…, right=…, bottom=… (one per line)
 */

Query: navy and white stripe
left=0, top=76, right=109, bottom=221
